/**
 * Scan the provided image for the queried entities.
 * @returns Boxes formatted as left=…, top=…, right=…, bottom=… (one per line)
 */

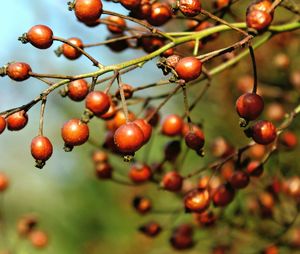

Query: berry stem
left=249, top=45, right=258, bottom=94
left=104, top=71, right=119, bottom=94
left=117, top=73, right=130, bottom=123
left=38, top=97, right=47, bottom=136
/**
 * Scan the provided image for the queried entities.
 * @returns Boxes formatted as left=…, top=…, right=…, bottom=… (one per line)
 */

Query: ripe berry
left=194, top=211, right=216, bottom=227
left=161, top=114, right=183, bottom=136
left=184, top=188, right=210, bottom=213
left=17, top=215, right=37, bottom=236
left=248, top=0, right=273, bottom=13
left=130, top=1, right=152, bottom=20
left=95, top=162, right=113, bottom=179
left=67, top=79, right=89, bottom=101
left=0, top=116, right=6, bottom=134
left=133, top=196, right=152, bottom=214
left=7, top=111, right=28, bottom=131
left=184, top=128, right=205, bottom=151
left=133, top=119, right=152, bottom=144
left=61, top=118, right=89, bottom=146
left=175, top=57, right=202, bottom=82
left=129, top=163, right=152, bottom=183
left=74, top=0, right=103, bottom=23
left=29, top=230, right=48, bottom=249
left=115, top=84, right=134, bottom=100
left=31, top=136, right=53, bottom=162
left=26, top=25, right=53, bottom=49
left=6, top=62, right=31, bottom=81
left=114, top=123, right=144, bottom=154
left=246, top=9, right=272, bottom=32
left=279, top=131, right=298, bottom=149
left=251, top=120, right=277, bottom=145
left=229, top=171, right=250, bottom=189
left=213, top=0, right=231, bottom=9
left=265, top=103, right=285, bottom=122
left=147, top=3, right=172, bottom=26
left=139, top=221, right=162, bottom=237
left=62, top=38, right=83, bottom=60
left=236, top=93, right=264, bottom=121
left=106, top=34, right=129, bottom=52
left=92, top=150, right=108, bottom=164
left=144, top=106, right=160, bottom=127
left=164, top=140, right=181, bottom=162
left=85, top=91, right=110, bottom=115
left=0, top=173, right=9, bottom=192
left=246, top=161, right=264, bottom=177
left=113, top=110, right=136, bottom=129
left=98, top=100, right=117, bottom=120
left=212, top=183, right=235, bottom=207
left=106, top=16, right=126, bottom=34
left=141, top=36, right=165, bottom=53
left=179, top=0, right=201, bottom=17
left=170, top=224, right=194, bottom=250
left=161, top=171, right=183, bottom=192
left=120, top=0, right=141, bottom=10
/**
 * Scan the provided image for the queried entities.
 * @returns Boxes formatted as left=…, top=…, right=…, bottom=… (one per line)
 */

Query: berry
left=164, top=140, right=181, bottom=162
left=115, top=84, right=134, bottom=100
left=184, top=127, right=205, bottom=151
left=161, top=171, right=183, bottom=192
left=29, top=230, right=48, bottom=249
left=194, top=211, right=216, bottom=227
left=26, top=25, right=53, bottom=49
left=213, top=0, right=231, bottom=9
left=106, top=16, right=126, bottom=34
left=95, top=162, right=113, bottom=179
left=17, top=215, right=38, bottom=236
left=114, top=122, right=144, bottom=154
left=62, top=38, right=83, bottom=60
left=85, top=91, right=110, bottom=115
left=129, top=163, right=152, bottom=183
left=74, top=0, right=103, bottom=23
left=147, top=3, right=172, bottom=26
left=139, top=221, right=161, bottom=237
left=120, top=0, right=141, bottom=10
left=170, top=224, right=194, bottom=250
left=0, top=173, right=9, bottom=192
left=31, top=136, right=53, bottom=162
left=229, top=171, right=250, bottom=189
left=98, top=100, right=117, bottom=120
left=179, top=0, right=201, bottom=17
left=175, top=57, right=202, bottom=82
left=161, top=114, right=183, bottom=136
left=6, top=62, right=31, bottom=81
left=92, top=150, right=108, bottom=164
left=61, top=118, right=89, bottom=146
left=236, top=93, right=264, bottom=121
left=144, top=106, right=160, bottom=127
left=280, top=130, right=298, bottom=149
left=212, top=183, right=235, bottom=207
left=246, top=9, right=272, bottom=32
left=133, top=196, right=152, bottom=214
left=141, top=36, right=165, bottom=53
left=251, top=120, right=277, bottom=145
left=7, top=111, right=28, bottom=131
left=246, top=161, right=264, bottom=177
left=112, top=110, right=136, bottom=129
left=133, top=119, right=152, bottom=144
left=184, top=188, right=210, bottom=213
left=0, top=116, right=6, bottom=134
left=67, top=79, right=89, bottom=101
left=130, top=1, right=152, bottom=20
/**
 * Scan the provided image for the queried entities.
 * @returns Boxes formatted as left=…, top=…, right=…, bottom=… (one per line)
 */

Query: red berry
left=161, top=171, right=183, bottom=192
left=246, top=161, right=264, bottom=177
left=61, top=119, right=89, bottom=146
left=140, top=36, right=165, bottom=53
left=139, top=221, right=161, bottom=237
left=7, top=111, right=28, bottom=131
left=164, top=140, right=181, bottom=162
left=0, top=173, right=9, bottom=192
left=92, top=150, right=108, bottom=164
left=130, top=1, right=152, bottom=20
left=229, top=171, right=250, bottom=189
left=98, top=100, right=117, bottom=120
left=74, top=0, right=103, bottom=23
left=120, top=0, right=141, bottom=10
left=67, top=79, right=89, bottom=101
left=212, top=183, right=235, bottom=207
left=170, top=224, right=194, bottom=250
left=26, top=25, right=53, bottom=49
left=144, top=106, right=160, bottom=127
left=31, top=136, right=53, bottom=162
left=85, top=91, right=110, bottom=115
left=184, top=127, right=205, bottom=151
left=62, top=38, right=83, bottom=60
left=95, top=162, right=113, bottom=179
left=114, top=122, right=144, bottom=154
left=236, top=93, right=264, bottom=121
left=280, top=130, right=298, bottom=149
left=161, top=114, right=183, bottom=136
left=113, top=110, right=136, bottom=129
left=184, top=188, right=210, bottom=213
left=0, top=116, right=6, bottom=134
left=179, top=0, right=201, bottom=17
left=106, top=16, right=126, bottom=34
left=175, top=57, right=202, bottom=82
left=213, top=0, right=231, bottom=9
left=246, top=9, right=272, bottom=32
left=133, top=196, right=152, bottom=214
left=251, top=120, right=277, bottom=145
left=29, top=230, right=48, bottom=249
left=115, top=84, right=134, bottom=100
left=147, top=3, right=172, bottom=26
left=133, top=119, right=152, bottom=144
left=6, top=62, right=31, bottom=81
left=194, top=211, right=216, bottom=227
left=129, top=163, right=152, bottom=183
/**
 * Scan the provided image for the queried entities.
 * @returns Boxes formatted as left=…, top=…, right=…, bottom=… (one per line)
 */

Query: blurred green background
left=0, top=1, right=300, bottom=253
